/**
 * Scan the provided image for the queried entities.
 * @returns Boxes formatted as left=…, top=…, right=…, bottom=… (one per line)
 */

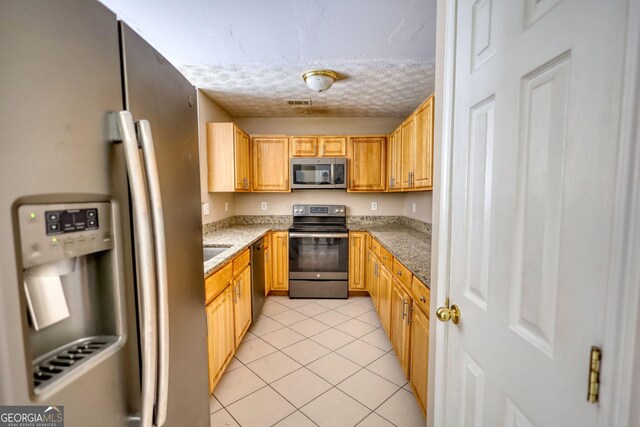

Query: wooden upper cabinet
left=251, top=136, right=290, bottom=192
left=413, top=95, right=434, bottom=189
left=235, top=128, right=251, bottom=191
left=318, top=136, right=347, bottom=157
left=348, top=136, right=387, bottom=192
left=207, top=122, right=250, bottom=192
left=290, top=137, right=318, bottom=157
left=401, top=118, right=415, bottom=189
left=388, top=127, right=403, bottom=191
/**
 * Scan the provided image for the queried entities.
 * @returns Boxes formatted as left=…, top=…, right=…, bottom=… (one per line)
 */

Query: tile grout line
left=217, top=296, right=414, bottom=426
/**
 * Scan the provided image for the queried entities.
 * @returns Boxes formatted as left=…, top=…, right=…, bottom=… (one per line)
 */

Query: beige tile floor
left=210, top=296, right=426, bottom=427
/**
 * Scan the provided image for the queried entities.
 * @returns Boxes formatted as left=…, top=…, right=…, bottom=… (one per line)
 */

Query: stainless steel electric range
left=288, top=204, right=349, bottom=299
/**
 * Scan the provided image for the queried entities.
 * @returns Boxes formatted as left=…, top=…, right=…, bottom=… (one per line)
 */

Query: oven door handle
left=289, top=232, right=349, bottom=239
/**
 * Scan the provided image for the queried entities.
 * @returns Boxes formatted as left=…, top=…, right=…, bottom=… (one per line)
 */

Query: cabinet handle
left=408, top=304, right=413, bottom=325
left=401, top=298, right=407, bottom=320
left=238, top=280, right=241, bottom=298
left=233, top=284, right=237, bottom=303
left=397, top=270, right=402, bottom=276
left=374, top=262, right=378, bottom=277
left=420, top=296, right=426, bottom=303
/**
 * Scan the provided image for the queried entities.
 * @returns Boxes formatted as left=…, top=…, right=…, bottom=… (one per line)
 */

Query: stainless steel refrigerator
left=0, top=1, right=210, bottom=426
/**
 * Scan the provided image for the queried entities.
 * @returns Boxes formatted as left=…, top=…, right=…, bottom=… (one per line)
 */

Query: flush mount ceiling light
left=302, top=69, right=338, bottom=92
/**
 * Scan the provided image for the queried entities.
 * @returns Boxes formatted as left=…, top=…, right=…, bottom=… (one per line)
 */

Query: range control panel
left=292, top=204, right=346, bottom=217
left=18, top=202, right=114, bottom=269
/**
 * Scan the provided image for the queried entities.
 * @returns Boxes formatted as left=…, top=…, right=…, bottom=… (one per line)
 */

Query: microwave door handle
left=136, top=120, right=169, bottom=427
left=115, top=111, right=157, bottom=427
left=330, top=163, right=335, bottom=185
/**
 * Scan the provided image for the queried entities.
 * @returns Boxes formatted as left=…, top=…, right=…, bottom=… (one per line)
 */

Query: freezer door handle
left=116, top=111, right=157, bottom=427
left=137, top=120, right=169, bottom=427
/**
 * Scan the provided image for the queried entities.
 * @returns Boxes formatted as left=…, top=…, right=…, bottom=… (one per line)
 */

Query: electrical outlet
left=412, top=203, right=416, bottom=213
left=261, top=202, right=268, bottom=211
left=224, top=202, right=229, bottom=212
left=371, top=202, right=378, bottom=211
left=202, top=202, right=210, bottom=216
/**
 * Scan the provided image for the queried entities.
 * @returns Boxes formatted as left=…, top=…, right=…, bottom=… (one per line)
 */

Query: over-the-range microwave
left=290, top=158, right=347, bottom=189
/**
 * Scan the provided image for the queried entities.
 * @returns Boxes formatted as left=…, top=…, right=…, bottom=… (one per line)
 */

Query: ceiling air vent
left=285, top=99, right=312, bottom=106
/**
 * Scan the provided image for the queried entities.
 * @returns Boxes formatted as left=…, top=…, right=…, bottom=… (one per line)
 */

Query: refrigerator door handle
left=136, top=120, right=170, bottom=427
left=116, top=111, right=157, bottom=427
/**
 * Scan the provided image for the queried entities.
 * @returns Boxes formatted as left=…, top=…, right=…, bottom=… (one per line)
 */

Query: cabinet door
left=378, top=265, right=392, bottom=336
left=252, top=136, right=289, bottom=191
left=271, top=231, right=289, bottom=290
left=234, top=127, right=250, bottom=191
left=290, top=137, right=317, bottom=157
left=348, top=136, right=386, bottom=191
left=206, top=286, right=235, bottom=394
left=413, top=95, right=434, bottom=190
left=366, top=250, right=380, bottom=311
left=390, top=279, right=411, bottom=379
left=233, top=266, right=252, bottom=346
left=207, top=122, right=239, bottom=192
left=410, top=304, right=429, bottom=416
left=264, top=245, right=272, bottom=296
left=318, top=136, right=347, bottom=157
left=401, top=118, right=415, bottom=189
left=391, top=128, right=403, bottom=191
left=349, top=232, right=367, bottom=290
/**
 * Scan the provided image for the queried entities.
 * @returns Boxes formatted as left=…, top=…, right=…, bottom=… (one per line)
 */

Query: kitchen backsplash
left=203, top=215, right=430, bottom=235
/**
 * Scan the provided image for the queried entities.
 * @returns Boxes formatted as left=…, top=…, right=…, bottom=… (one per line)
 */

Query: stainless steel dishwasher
left=250, top=238, right=266, bottom=320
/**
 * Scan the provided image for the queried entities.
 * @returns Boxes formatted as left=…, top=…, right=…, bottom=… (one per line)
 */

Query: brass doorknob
left=436, top=301, right=460, bottom=325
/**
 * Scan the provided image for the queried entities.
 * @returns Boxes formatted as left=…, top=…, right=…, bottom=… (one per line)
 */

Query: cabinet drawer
left=411, top=276, right=430, bottom=317
left=233, top=249, right=250, bottom=276
left=370, top=238, right=381, bottom=258
left=393, top=258, right=412, bottom=290
left=205, top=263, right=232, bottom=304
left=379, top=246, right=393, bottom=271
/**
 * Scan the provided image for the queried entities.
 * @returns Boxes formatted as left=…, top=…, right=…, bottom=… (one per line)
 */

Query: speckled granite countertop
left=203, top=219, right=431, bottom=288
left=203, top=224, right=290, bottom=278
left=348, top=224, right=431, bottom=288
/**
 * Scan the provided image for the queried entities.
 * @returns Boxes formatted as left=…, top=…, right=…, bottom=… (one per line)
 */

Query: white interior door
left=439, top=0, right=631, bottom=426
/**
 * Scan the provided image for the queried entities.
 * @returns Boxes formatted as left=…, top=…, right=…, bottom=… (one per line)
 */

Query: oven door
left=288, top=232, right=349, bottom=280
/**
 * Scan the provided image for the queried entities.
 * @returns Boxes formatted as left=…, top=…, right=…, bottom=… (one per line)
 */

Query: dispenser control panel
left=18, top=202, right=114, bottom=269
left=45, top=208, right=99, bottom=235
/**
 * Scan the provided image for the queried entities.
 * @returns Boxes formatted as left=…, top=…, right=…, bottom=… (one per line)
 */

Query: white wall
left=198, top=90, right=236, bottom=224
left=403, top=192, right=433, bottom=223
left=234, top=117, right=402, bottom=135
left=235, top=191, right=405, bottom=216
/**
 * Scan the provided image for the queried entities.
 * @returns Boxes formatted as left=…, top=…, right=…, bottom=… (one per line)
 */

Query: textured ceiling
left=99, top=0, right=437, bottom=117
left=181, top=61, right=435, bottom=117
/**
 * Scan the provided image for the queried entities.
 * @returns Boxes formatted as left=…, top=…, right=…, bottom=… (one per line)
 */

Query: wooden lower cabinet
left=366, top=249, right=379, bottom=310
left=271, top=231, right=289, bottom=290
left=410, top=304, right=429, bottom=416
left=349, top=232, right=367, bottom=290
left=390, top=278, right=412, bottom=379
left=378, top=264, right=393, bottom=335
left=233, top=266, right=252, bottom=345
left=206, top=286, right=235, bottom=393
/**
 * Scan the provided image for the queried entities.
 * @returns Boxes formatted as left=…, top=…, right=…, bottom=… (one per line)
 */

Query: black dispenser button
left=50, top=359, right=74, bottom=367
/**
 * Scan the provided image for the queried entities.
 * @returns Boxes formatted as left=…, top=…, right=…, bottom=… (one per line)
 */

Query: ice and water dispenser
left=17, top=202, right=123, bottom=391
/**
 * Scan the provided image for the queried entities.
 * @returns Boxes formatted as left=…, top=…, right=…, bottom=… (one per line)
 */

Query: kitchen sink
left=203, top=246, right=231, bottom=262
